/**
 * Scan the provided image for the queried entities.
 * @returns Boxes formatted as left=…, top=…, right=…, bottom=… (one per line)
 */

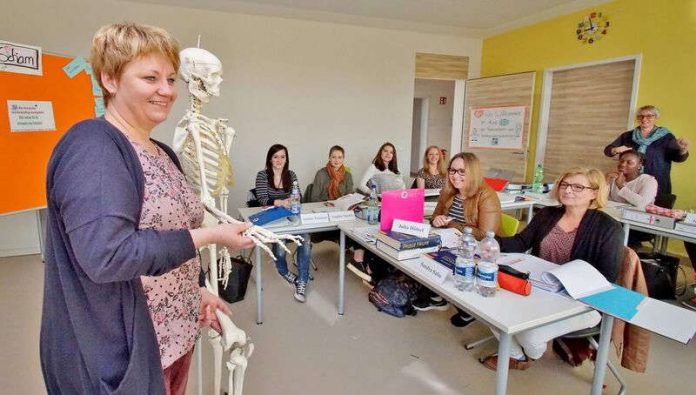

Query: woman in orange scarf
left=310, top=145, right=354, bottom=202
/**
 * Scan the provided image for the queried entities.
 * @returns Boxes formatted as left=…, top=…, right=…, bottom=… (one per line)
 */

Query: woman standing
left=41, top=23, right=254, bottom=394
left=255, top=144, right=312, bottom=302
left=310, top=145, right=354, bottom=202
left=415, top=145, right=447, bottom=189
left=415, top=153, right=501, bottom=314
left=480, top=168, right=623, bottom=371
left=604, top=105, right=689, bottom=204
left=357, top=142, right=405, bottom=194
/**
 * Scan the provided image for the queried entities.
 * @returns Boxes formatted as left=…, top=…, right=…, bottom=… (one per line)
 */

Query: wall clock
left=576, top=12, right=610, bottom=44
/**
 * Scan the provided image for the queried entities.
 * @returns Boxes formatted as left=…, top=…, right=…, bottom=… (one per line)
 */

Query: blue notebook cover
left=579, top=284, right=645, bottom=321
left=248, top=206, right=293, bottom=226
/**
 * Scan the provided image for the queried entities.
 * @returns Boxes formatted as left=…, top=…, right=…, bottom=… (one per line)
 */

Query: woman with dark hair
left=606, top=149, right=657, bottom=210
left=357, top=142, right=405, bottom=194
left=310, top=145, right=354, bottom=202
left=254, top=144, right=312, bottom=302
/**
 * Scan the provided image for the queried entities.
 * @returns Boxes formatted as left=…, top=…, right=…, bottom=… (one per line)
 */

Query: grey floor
left=2, top=243, right=695, bottom=395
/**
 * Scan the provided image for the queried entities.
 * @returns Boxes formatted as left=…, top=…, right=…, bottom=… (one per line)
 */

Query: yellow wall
left=482, top=0, right=696, bottom=210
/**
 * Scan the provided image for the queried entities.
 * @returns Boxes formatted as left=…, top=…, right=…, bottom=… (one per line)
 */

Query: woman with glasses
left=415, top=153, right=501, bottom=315
left=604, top=105, right=689, bottom=204
left=479, top=168, right=623, bottom=371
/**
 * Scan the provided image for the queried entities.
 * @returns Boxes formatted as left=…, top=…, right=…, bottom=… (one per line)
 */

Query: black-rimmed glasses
left=558, top=182, right=597, bottom=192
left=448, top=168, right=466, bottom=176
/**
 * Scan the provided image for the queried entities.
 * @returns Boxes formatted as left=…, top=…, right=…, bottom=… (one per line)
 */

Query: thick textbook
left=376, top=231, right=441, bottom=250
left=376, top=241, right=439, bottom=261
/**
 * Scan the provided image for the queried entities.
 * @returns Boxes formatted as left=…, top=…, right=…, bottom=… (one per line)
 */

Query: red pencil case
left=499, top=272, right=531, bottom=296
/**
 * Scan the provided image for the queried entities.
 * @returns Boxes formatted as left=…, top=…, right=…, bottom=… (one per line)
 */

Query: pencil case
left=498, top=271, right=531, bottom=296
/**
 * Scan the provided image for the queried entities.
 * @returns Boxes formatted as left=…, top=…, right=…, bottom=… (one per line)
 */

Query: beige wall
left=0, top=0, right=481, bottom=255
left=413, top=78, right=455, bottom=165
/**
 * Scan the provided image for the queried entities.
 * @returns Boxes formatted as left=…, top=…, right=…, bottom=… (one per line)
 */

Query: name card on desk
left=328, top=211, right=356, bottom=222
left=300, top=212, right=330, bottom=224
left=392, top=219, right=430, bottom=238
left=417, top=259, right=450, bottom=285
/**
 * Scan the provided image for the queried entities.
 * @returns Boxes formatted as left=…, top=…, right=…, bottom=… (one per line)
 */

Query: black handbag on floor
left=638, top=253, right=683, bottom=300
left=217, top=256, right=253, bottom=304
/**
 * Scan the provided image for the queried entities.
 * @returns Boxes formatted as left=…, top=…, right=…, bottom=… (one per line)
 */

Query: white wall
left=0, top=0, right=481, bottom=256
left=414, top=78, right=455, bottom=158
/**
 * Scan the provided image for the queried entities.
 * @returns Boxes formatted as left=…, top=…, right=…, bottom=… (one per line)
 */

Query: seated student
left=414, top=152, right=501, bottom=313
left=255, top=144, right=312, bottom=302
left=357, top=142, right=405, bottom=194
left=480, top=168, right=623, bottom=371
left=349, top=142, right=405, bottom=283
left=607, top=149, right=658, bottom=210
left=310, top=145, right=354, bottom=202
left=416, top=145, right=447, bottom=189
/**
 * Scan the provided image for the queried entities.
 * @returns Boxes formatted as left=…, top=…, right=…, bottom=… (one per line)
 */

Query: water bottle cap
left=485, top=230, right=495, bottom=238
left=463, top=227, right=473, bottom=234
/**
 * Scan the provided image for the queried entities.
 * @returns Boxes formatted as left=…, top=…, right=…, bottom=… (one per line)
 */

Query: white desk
left=337, top=221, right=613, bottom=395
left=424, top=194, right=536, bottom=221
left=238, top=202, right=352, bottom=324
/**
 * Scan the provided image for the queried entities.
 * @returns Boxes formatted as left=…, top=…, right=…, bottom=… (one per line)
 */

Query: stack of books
left=375, top=231, right=441, bottom=260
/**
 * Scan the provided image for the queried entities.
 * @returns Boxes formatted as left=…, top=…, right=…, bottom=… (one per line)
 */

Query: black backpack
left=368, top=272, right=420, bottom=318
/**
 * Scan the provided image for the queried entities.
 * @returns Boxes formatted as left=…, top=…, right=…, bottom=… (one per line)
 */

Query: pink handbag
left=379, top=188, right=425, bottom=232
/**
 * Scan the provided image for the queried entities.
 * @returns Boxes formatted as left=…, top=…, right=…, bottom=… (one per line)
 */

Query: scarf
left=326, top=163, right=345, bottom=200
left=631, top=126, right=668, bottom=154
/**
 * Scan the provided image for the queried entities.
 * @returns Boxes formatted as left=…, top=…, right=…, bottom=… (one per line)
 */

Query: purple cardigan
left=40, top=118, right=196, bottom=394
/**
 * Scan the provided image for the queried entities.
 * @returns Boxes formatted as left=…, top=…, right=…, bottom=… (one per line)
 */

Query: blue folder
left=248, top=206, right=294, bottom=226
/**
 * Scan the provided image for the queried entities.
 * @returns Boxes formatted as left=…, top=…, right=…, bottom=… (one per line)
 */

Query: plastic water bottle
left=290, top=180, right=301, bottom=223
left=477, top=231, right=500, bottom=297
left=454, top=227, right=477, bottom=292
left=532, top=163, right=544, bottom=193
left=366, top=185, right=380, bottom=225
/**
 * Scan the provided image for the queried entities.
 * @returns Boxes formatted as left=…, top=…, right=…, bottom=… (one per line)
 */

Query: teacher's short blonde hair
left=550, top=167, right=608, bottom=209
left=90, top=22, right=180, bottom=105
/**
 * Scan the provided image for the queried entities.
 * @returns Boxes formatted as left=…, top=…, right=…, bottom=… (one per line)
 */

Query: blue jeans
left=272, top=233, right=311, bottom=283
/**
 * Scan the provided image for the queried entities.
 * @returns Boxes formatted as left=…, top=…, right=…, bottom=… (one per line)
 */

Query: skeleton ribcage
left=179, top=122, right=234, bottom=199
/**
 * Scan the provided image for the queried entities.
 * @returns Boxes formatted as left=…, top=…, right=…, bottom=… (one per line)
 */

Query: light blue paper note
left=63, top=57, right=87, bottom=78
left=580, top=284, right=645, bottom=321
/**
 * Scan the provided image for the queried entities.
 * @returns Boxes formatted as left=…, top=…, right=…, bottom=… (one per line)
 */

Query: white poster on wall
left=8, top=100, right=56, bottom=132
left=0, top=41, right=42, bottom=76
left=467, top=105, right=526, bottom=150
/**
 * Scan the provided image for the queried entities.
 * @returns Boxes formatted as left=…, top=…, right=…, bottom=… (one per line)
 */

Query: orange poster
left=0, top=53, right=94, bottom=215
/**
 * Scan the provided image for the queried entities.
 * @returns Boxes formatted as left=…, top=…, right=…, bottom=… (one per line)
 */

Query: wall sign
left=0, top=40, right=42, bottom=76
left=466, top=105, right=526, bottom=150
left=8, top=100, right=55, bottom=132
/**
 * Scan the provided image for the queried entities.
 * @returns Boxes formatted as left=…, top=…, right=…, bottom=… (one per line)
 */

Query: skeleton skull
left=179, top=47, right=223, bottom=102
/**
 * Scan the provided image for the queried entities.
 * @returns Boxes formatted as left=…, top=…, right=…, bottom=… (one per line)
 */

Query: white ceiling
left=128, top=0, right=611, bottom=37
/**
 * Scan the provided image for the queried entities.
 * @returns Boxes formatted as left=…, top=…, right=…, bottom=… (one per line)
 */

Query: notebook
left=247, top=206, right=293, bottom=226
left=379, top=188, right=424, bottom=232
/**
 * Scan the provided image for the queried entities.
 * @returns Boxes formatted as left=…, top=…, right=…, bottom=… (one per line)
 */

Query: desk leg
left=527, top=203, right=534, bottom=223
left=339, top=230, right=346, bottom=315
left=255, top=246, right=263, bottom=324
left=495, top=332, right=512, bottom=395
left=622, top=223, right=630, bottom=246
left=591, top=314, right=614, bottom=395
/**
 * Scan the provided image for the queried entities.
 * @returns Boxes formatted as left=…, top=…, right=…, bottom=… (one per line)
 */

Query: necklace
left=105, top=109, right=158, bottom=153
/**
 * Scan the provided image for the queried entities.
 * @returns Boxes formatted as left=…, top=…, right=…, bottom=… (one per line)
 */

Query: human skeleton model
left=173, top=47, right=300, bottom=395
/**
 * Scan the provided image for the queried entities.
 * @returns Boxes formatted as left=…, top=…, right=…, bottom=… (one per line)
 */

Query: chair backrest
left=246, top=188, right=261, bottom=207
left=302, top=183, right=314, bottom=203
left=654, top=193, right=676, bottom=209
left=500, top=213, right=520, bottom=237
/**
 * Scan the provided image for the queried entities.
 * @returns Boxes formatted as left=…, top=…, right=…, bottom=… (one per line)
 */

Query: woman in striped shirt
left=254, top=144, right=312, bottom=302
left=419, top=153, right=501, bottom=320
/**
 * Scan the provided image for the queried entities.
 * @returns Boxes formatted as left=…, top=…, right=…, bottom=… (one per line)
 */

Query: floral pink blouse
left=132, top=140, right=204, bottom=369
